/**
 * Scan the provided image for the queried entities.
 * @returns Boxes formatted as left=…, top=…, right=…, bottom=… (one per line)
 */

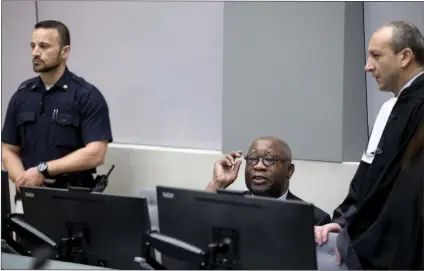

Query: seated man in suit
left=206, top=136, right=331, bottom=226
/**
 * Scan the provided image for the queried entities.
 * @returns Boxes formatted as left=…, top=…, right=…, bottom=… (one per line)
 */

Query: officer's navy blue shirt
left=1, top=67, right=113, bottom=175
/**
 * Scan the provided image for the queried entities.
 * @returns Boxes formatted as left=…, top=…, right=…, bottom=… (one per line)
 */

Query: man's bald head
left=249, top=136, right=292, bottom=161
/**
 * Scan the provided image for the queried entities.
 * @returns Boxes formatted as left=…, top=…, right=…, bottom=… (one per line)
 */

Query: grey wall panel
left=1, top=1, right=37, bottom=124
left=342, top=2, right=369, bottom=162
left=364, top=2, right=424, bottom=131
left=2, top=1, right=380, bottom=161
left=37, top=1, right=224, bottom=150
left=222, top=2, right=345, bottom=161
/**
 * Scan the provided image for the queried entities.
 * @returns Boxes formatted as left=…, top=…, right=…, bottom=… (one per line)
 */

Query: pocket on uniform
left=16, top=112, right=36, bottom=146
left=53, top=112, right=82, bottom=148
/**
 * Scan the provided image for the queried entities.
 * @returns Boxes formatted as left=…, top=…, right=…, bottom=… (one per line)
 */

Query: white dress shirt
left=278, top=189, right=289, bottom=200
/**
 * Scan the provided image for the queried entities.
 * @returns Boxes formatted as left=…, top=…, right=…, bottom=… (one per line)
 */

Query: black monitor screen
left=1, top=171, right=12, bottom=239
left=20, top=186, right=150, bottom=270
left=157, top=186, right=317, bottom=270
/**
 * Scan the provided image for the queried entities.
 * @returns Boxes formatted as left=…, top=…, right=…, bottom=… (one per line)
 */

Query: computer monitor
left=2, top=171, right=12, bottom=239
left=20, top=186, right=151, bottom=270
left=156, top=186, right=317, bottom=270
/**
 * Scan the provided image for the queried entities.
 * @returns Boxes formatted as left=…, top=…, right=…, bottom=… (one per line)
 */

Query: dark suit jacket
left=244, top=190, right=331, bottom=226
left=286, top=191, right=331, bottom=226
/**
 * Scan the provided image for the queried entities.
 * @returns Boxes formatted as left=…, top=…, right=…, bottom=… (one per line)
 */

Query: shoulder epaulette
left=17, top=77, right=38, bottom=92
left=71, top=74, right=95, bottom=90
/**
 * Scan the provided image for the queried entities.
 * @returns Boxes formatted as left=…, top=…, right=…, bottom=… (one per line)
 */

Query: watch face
left=38, top=163, right=47, bottom=172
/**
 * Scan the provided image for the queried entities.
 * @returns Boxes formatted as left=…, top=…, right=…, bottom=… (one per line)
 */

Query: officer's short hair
left=382, top=21, right=424, bottom=66
left=35, top=20, right=70, bottom=47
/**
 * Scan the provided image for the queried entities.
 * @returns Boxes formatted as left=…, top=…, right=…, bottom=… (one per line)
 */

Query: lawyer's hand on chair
left=315, top=223, right=343, bottom=265
left=314, top=223, right=342, bottom=245
left=206, top=151, right=243, bottom=192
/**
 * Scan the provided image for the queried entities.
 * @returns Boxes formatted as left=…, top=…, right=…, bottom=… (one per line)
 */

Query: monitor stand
left=59, top=222, right=107, bottom=268
left=141, top=227, right=241, bottom=270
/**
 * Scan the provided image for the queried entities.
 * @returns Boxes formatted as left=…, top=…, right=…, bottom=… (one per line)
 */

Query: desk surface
left=1, top=252, right=110, bottom=270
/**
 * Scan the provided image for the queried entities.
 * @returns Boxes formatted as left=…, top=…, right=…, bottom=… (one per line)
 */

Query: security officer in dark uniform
left=1, top=20, right=113, bottom=210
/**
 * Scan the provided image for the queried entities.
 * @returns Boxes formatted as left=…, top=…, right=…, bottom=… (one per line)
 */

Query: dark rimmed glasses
left=244, top=155, right=289, bottom=166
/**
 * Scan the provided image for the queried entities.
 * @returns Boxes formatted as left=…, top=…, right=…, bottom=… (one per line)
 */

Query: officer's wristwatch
left=37, top=162, right=50, bottom=178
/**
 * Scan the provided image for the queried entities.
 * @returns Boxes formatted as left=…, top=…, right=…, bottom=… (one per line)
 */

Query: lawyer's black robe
left=332, top=75, right=424, bottom=270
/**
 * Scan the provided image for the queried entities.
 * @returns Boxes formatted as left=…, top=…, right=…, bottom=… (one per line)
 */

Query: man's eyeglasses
left=244, top=155, right=289, bottom=166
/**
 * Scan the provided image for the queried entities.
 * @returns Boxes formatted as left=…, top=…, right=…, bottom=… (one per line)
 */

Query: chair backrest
left=137, top=188, right=159, bottom=230
left=137, top=188, right=157, bottom=205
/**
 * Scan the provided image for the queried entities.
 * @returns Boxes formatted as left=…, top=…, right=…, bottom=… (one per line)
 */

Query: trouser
left=316, top=232, right=349, bottom=270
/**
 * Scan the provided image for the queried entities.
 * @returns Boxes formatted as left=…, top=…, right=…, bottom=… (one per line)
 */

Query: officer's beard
left=33, top=60, right=61, bottom=74
left=33, top=51, right=62, bottom=74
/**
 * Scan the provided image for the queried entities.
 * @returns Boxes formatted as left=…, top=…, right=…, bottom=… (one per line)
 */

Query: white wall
left=8, top=145, right=357, bottom=215
left=99, top=145, right=357, bottom=214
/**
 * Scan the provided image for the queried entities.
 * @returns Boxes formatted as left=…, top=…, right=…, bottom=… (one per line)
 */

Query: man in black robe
left=315, top=21, right=424, bottom=269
